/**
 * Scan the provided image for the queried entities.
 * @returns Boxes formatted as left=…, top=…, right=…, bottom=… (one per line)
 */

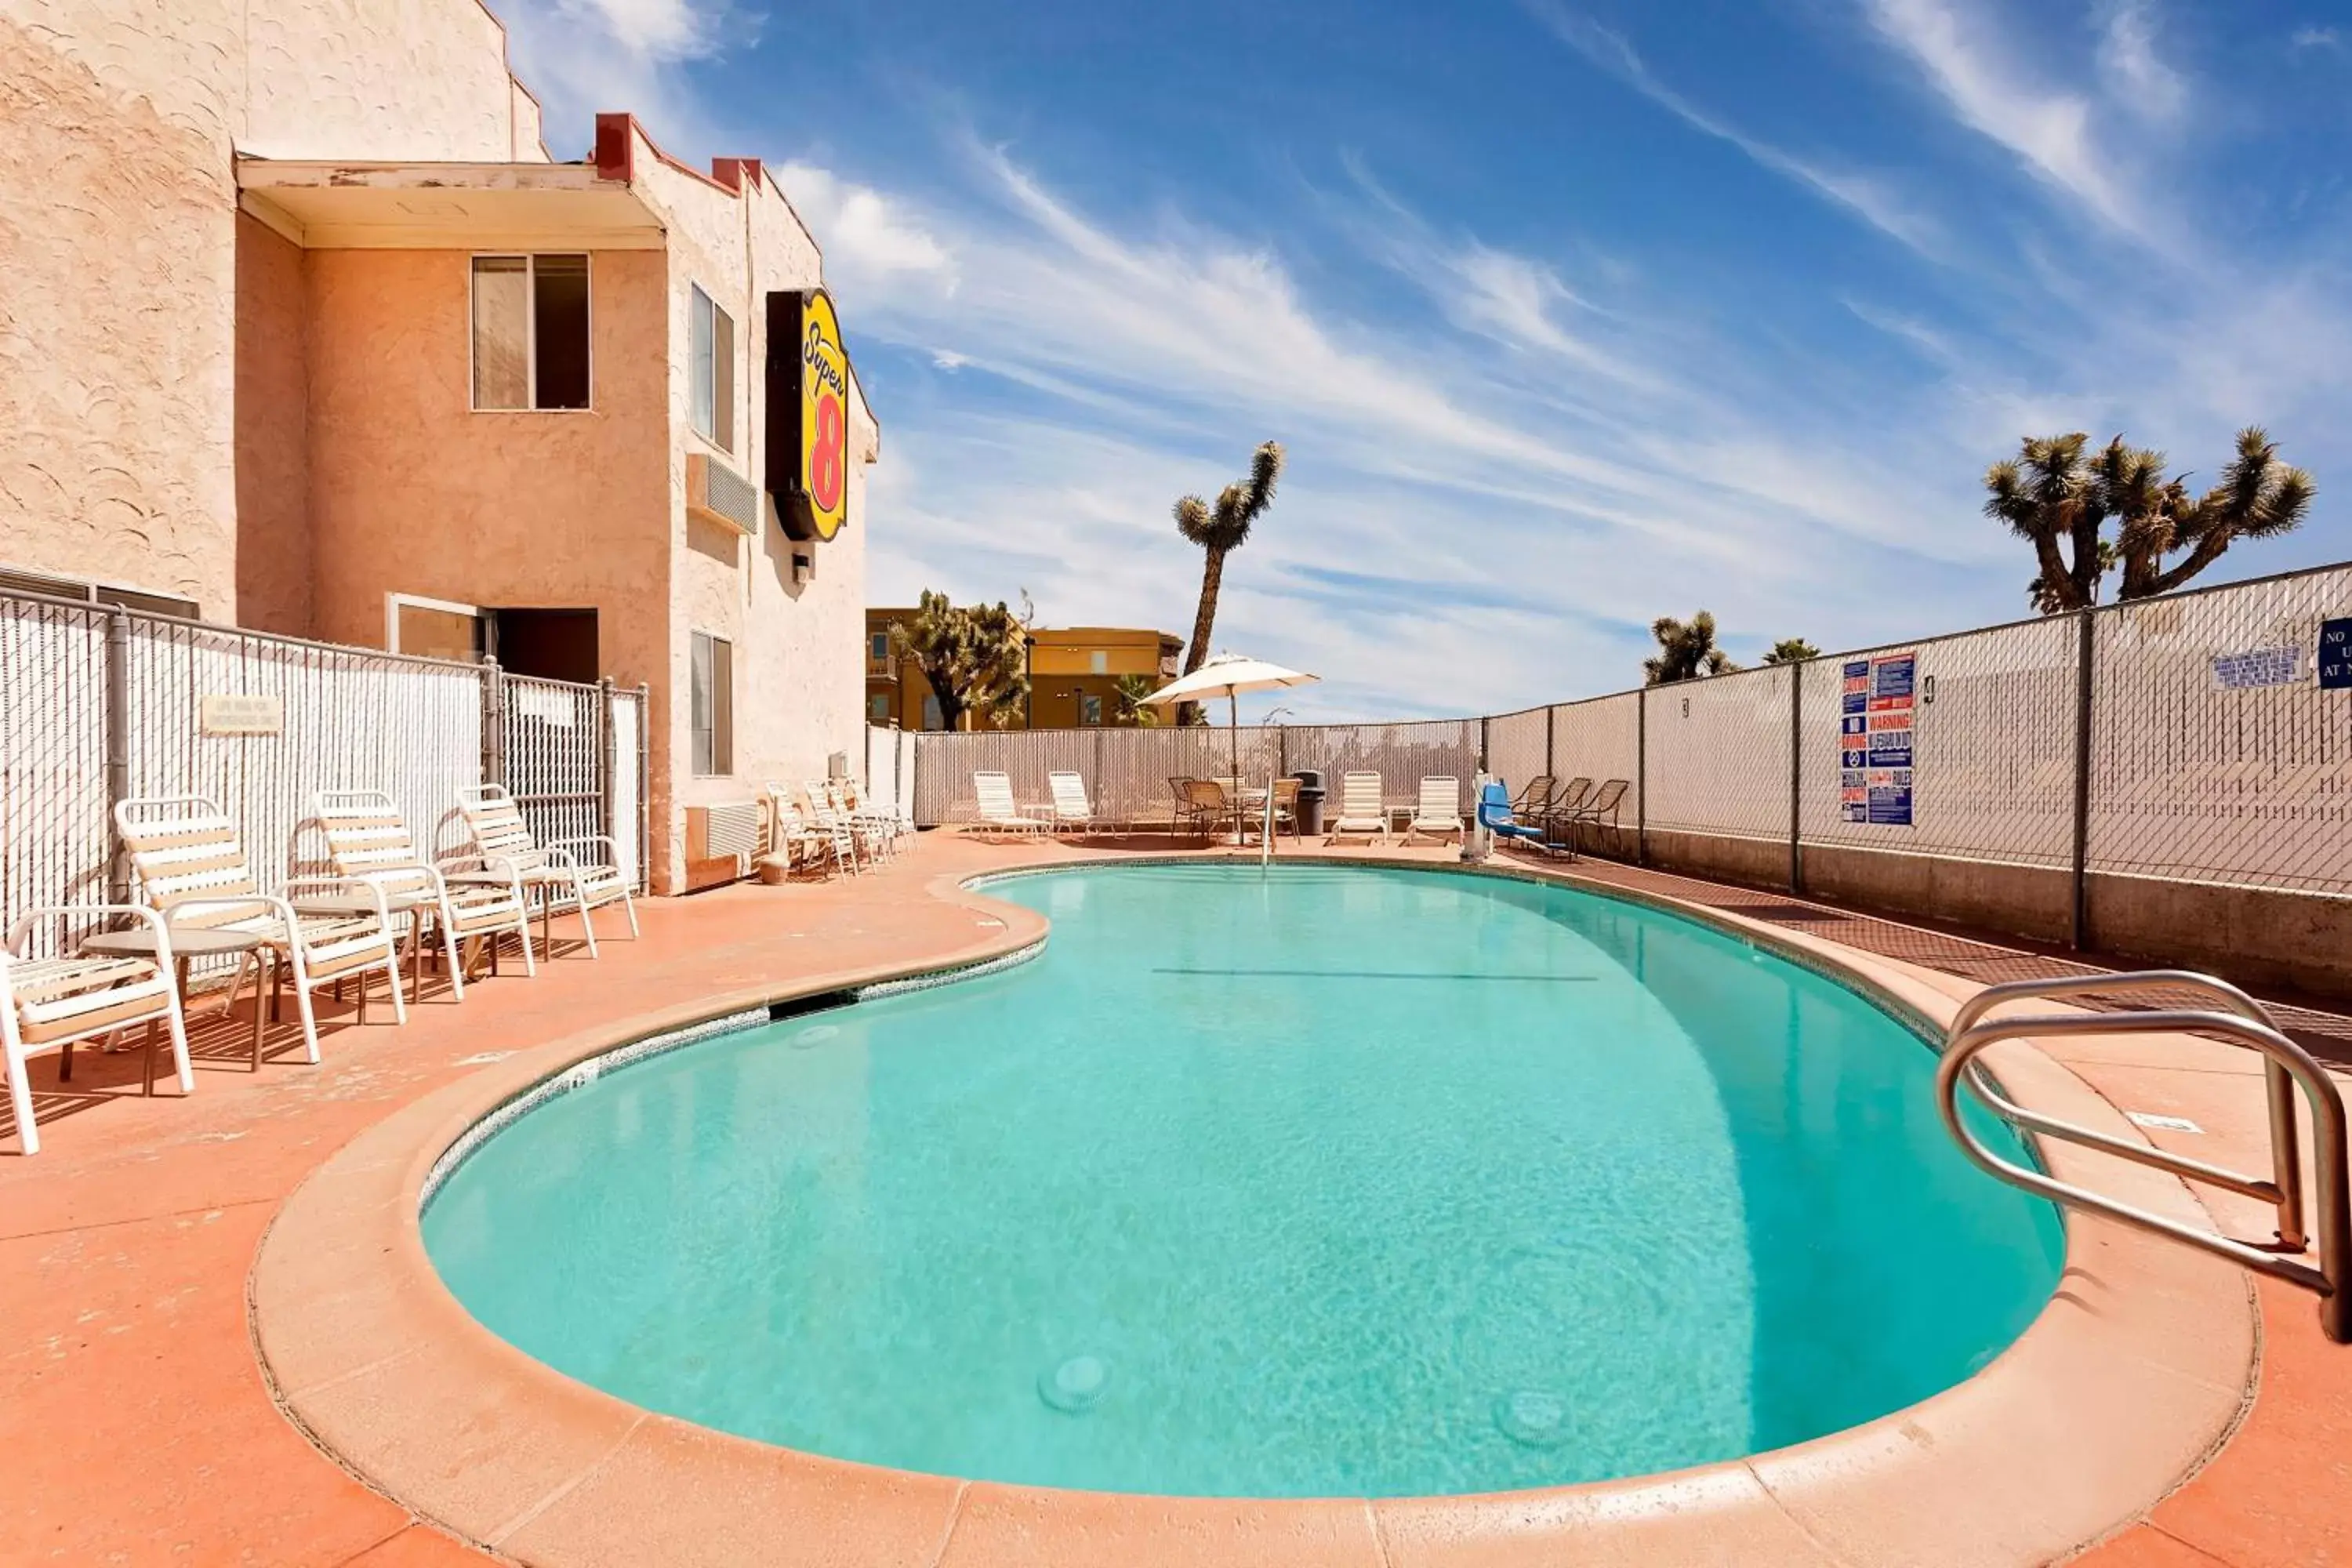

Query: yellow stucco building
left=866, top=611, right=1182, bottom=730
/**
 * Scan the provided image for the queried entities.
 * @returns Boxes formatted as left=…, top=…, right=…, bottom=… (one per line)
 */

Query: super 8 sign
left=798, top=290, right=849, bottom=541
left=770, top=289, right=851, bottom=543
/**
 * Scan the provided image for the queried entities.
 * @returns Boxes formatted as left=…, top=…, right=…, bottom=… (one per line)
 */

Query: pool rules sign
left=768, top=288, right=850, bottom=543
left=1840, top=651, right=1916, bottom=826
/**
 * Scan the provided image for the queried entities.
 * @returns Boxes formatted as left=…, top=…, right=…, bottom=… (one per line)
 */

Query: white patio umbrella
left=1138, top=653, right=1321, bottom=790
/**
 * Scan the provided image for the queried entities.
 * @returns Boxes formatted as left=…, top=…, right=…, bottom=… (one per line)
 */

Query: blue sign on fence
left=1837, top=652, right=1915, bottom=826
left=2321, top=619, right=2352, bottom=691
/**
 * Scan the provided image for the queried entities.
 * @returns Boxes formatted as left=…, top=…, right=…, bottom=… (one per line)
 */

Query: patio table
left=76, top=924, right=270, bottom=1073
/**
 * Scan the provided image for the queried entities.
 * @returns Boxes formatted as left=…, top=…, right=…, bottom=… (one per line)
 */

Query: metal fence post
left=1788, top=665, right=1803, bottom=894
left=2071, top=609, right=2096, bottom=949
left=637, top=683, right=652, bottom=894
left=1635, top=686, right=1649, bottom=866
left=1479, top=716, right=1490, bottom=774
left=597, top=675, right=616, bottom=846
left=103, top=606, right=131, bottom=904
left=1277, top=725, right=1288, bottom=780
left=480, top=657, right=506, bottom=787
left=1544, top=705, right=1555, bottom=785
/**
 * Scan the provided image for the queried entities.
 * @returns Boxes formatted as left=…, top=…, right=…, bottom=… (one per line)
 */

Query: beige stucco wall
left=303, top=247, right=672, bottom=694
left=0, top=0, right=543, bottom=618
left=629, top=133, right=873, bottom=891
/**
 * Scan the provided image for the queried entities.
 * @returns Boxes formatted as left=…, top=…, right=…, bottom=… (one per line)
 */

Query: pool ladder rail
left=1937, top=971, right=2350, bottom=1345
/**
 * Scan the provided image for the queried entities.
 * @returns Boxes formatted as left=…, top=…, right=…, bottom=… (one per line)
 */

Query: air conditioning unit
left=685, top=452, right=760, bottom=536
left=684, top=800, right=760, bottom=891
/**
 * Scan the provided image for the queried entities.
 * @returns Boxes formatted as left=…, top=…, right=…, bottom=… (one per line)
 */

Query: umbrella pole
left=1229, top=695, right=1241, bottom=846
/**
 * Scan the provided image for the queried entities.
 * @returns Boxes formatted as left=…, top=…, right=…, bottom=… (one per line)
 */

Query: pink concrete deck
left=3, top=833, right=2346, bottom=1566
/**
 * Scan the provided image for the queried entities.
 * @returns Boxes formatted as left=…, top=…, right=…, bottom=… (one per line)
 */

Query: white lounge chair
left=1327, top=772, right=1389, bottom=844
left=3, top=905, right=194, bottom=1154
left=1406, top=776, right=1465, bottom=844
left=1046, top=771, right=1098, bottom=837
left=114, top=793, right=406, bottom=1065
left=972, top=771, right=1049, bottom=839
left=766, top=786, right=855, bottom=879
left=804, top=782, right=873, bottom=872
left=313, top=789, right=536, bottom=998
left=456, top=784, right=637, bottom=958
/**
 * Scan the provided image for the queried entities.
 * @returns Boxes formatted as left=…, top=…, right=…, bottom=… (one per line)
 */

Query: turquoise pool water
left=423, top=863, right=2061, bottom=1498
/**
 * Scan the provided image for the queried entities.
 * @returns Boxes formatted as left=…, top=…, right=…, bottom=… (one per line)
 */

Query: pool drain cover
left=1039, top=1355, right=1109, bottom=1413
left=1494, top=1389, right=1572, bottom=1448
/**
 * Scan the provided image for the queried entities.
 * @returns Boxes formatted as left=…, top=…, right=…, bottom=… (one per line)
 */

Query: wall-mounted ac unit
left=684, top=800, right=760, bottom=891
left=686, top=452, right=760, bottom=536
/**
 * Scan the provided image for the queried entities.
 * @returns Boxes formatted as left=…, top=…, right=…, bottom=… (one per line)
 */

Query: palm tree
left=1644, top=612, right=1739, bottom=684
left=1113, top=673, right=1160, bottom=728
left=1173, top=441, right=1283, bottom=724
left=1761, top=637, right=1820, bottom=665
left=2116, top=427, right=2314, bottom=600
left=889, top=590, right=1030, bottom=731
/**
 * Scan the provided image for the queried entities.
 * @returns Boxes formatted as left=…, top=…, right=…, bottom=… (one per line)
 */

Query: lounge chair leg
left=442, top=920, right=466, bottom=1001
left=5, top=1034, right=38, bottom=1156
left=384, top=948, right=408, bottom=1025
left=621, top=892, right=639, bottom=939
left=357, top=969, right=368, bottom=1026
left=575, top=887, right=599, bottom=959
left=164, top=991, right=193, bottom=1095
left=142, top=1018, right=159, bottom=1097
left=289, top=958, right=322, bottom=1065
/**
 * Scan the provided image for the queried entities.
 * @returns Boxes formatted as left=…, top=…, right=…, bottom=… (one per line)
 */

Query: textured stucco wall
left=630, top=134, right=873, bottom=891
left=0, top=11, right=239, bottom=609
left=0, top=0, right=543, bottom=618
left=303, top=248, right=670, bottom=694
left=234, top=212, right=314, bottom=633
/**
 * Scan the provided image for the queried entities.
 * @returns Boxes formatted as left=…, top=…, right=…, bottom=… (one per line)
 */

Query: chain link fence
left=911, top=563, right=2352, bottom=925
left=0, top=588, right=650, bottom=948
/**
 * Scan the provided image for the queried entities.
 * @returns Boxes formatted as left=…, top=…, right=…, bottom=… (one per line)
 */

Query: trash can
left=1291, top=769, right=1326, bottom=837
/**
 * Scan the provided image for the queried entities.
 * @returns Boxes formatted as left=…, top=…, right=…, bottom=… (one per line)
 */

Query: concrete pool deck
left=3, top=832, right=2346, bottom=1565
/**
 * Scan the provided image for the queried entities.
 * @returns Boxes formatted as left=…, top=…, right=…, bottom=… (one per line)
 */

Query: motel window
left=869, top=632, right=890, bottom=661
left=691, top=631, right=734, bottom=775
left=1079, top=693, right=1103, bottom=726
left=1088, top=650, right=1109, bottom=675
left=869, top=693, right=891, bottom=723
left=470, top=255, right=590, bottom=411
left=690, top=285, right=735, bottom=451
left=922, top=693, right=943, bottom=731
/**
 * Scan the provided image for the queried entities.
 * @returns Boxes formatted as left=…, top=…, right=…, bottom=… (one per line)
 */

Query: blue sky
left=495, top=0, right=2351, bottom=719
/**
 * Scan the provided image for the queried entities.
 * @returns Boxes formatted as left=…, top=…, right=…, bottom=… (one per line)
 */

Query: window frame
left=469, top=252, right=594, bottom=414
left=690, top=630, right=735, bottom=777
left=688, top=283, right=735, bottom=452
left=384, top=591, right=488, bottom=661
left=1079, top=692, right=1103, bottom=727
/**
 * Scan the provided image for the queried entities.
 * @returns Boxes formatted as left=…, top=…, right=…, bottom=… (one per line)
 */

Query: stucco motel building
left=0, top=0, right=878, bottom=893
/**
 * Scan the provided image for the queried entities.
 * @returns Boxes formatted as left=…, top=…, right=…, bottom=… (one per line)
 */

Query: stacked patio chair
left=115, top=793, right=406, bottom=1065
left=312, top=789, right=536, bottom=999
left=805, top=782, right=878, bottom=869
left=2, top=906, right=193, bottom=1155
left=1557, top=778, right=1632, bottom=856
left=456, top=784, right=637, bottom=959
left=769, top=786, right=858, bottom=878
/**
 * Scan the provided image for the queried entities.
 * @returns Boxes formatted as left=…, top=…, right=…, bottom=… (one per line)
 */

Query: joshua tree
left=1173, top=440, right=1284, bottom=724
left=890, top=590, right=1029, bottom=732
left=2115, top=427, right=2314, bottom=600
left=1985, top=428, right=2312, bottom=612
left=1761, top=637, right=1820, bottom=665
left=1644, top=612, right=1739, bottom=684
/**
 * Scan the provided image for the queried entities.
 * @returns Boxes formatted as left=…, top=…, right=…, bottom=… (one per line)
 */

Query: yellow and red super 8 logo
left=799, top=290, right=849, bottom=542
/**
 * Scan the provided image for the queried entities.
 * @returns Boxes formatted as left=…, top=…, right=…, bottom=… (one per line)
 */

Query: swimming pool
left=423, top=862, right=2061, bottom=1499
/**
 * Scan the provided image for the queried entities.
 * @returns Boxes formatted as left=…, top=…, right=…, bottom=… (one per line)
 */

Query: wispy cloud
left=2095, top=1, right=2187, bottom=121
left=1523, top=3, right=1944, bottom=256
left=2291, top=26, right=2341, bottom=53
left=1861, top=0, right=2141, bottom=233
left=771, top=162, right=958, bottom=289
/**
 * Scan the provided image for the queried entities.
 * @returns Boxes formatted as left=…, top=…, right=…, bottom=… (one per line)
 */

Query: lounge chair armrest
left=544, top=834, right=619, bottom=869
left=285, top=877, right=392, bottom=927
left=7, top=903, right=173, bottom=960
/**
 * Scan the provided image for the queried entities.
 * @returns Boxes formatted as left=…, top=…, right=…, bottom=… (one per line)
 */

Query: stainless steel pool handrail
left=1939, top=971, right=2348, bottom=1345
